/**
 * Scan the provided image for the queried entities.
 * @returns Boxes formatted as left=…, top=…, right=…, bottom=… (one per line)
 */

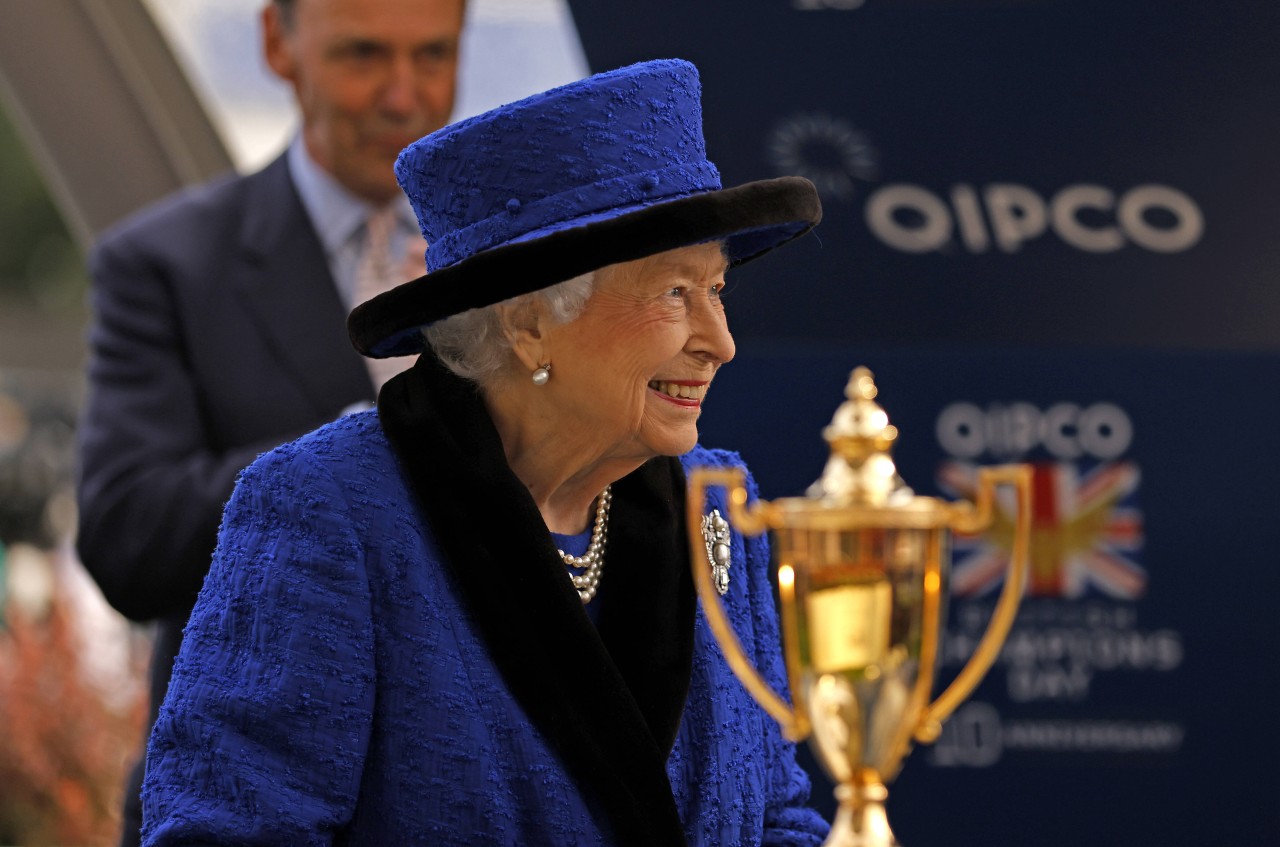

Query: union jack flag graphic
left=938, top=461, right=1146, bottom=599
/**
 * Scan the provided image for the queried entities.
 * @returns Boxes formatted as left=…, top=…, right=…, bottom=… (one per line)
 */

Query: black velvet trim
left=377, top=352, right=694, bottom=846
left=350, top=176, right=822, bottom=357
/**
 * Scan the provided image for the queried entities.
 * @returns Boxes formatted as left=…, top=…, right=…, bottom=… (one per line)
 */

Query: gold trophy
left=688, top=367, right=1031, bottom=847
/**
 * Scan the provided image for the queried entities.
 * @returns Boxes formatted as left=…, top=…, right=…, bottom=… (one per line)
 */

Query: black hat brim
left=349, top=176, right=821, bottom=358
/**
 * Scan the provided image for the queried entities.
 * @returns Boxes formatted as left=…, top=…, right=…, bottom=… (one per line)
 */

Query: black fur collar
left=378, top=352, right=695, bottom=846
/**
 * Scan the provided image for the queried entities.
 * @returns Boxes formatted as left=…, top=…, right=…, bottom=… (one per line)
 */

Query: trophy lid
left=805, top=367, right=915, bottom=508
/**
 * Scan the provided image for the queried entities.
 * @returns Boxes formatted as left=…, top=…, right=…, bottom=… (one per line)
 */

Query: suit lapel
left=233, top=153, right=373, bottom=411
left=378, top=354, right=693, bottom=847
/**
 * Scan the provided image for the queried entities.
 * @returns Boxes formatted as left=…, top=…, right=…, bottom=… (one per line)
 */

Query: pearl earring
left=531, top=364, right=551, bottom=386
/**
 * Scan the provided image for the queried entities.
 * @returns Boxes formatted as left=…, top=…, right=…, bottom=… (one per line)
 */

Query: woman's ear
left=495, top=299, right=548, bottom=373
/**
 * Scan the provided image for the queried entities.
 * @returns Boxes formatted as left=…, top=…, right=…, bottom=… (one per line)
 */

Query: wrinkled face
left=544, top=241, right=737, bottom=461
left=264, top=0, right=464, bottom=203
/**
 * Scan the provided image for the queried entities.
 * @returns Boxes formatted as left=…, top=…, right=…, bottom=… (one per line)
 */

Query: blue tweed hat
left=350, top=58, right=822, bottom=358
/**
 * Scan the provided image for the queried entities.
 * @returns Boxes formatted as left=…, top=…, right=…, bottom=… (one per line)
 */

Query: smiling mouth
left=648, top=380, right=708, bottom=403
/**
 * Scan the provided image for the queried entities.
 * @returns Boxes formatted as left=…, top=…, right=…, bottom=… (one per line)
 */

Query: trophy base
left=823, top=780, right=900, bottom=847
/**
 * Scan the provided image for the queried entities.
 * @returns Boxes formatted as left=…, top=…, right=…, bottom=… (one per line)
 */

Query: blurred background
left=0, top=1, right=585, bottom=843
left=2, top=0, right=1277, bottom=844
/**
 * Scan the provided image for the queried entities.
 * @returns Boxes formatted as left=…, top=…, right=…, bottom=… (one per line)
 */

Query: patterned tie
left=353, top=206, right=426, bottom=391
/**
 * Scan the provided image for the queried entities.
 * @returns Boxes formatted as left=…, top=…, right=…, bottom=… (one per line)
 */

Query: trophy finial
left=808, top=367, right=911, bottom=505
left=850, top=366, right=878, bottom=401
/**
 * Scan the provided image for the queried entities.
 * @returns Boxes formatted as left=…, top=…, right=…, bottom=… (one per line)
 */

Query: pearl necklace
left=558, top=485, right=612, bottom=604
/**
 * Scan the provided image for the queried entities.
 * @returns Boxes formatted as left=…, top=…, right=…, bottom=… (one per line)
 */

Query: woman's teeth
left=649, top=381, right=707, bottom=400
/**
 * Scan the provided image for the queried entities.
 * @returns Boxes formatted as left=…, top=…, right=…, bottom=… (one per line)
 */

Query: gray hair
left=423, top=272, right=596, bottom=384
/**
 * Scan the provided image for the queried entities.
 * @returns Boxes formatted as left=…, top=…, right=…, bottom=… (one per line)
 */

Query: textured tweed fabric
left=397, top=59, right=720, bottom=273
left=141, top=367, right=827, bottom=845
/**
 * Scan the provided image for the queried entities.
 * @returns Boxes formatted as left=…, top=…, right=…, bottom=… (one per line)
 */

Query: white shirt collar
left=286, top=136, right=418, bottom=251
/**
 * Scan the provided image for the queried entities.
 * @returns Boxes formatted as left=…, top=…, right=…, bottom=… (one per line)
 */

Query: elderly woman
left=142, top=59, right=826, bottom=846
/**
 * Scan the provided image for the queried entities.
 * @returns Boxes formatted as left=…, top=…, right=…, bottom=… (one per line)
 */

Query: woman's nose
left=690, top=295, right=736, bottom=365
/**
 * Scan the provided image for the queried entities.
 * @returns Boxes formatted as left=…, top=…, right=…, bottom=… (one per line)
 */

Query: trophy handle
left=687, top=467, right=810, bottom=741
left=915, top=464, right=1032, bottom=743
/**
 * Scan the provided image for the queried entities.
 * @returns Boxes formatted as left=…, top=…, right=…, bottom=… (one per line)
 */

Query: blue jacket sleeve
left=141, top=449, right=375, bottom=845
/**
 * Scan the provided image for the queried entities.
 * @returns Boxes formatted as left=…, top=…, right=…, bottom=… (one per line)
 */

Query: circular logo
left=768, top=112, right=879, bottom=201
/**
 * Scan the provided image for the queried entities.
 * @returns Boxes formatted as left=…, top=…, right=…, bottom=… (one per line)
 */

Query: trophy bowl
left=688, top=368, right=1031, bottom=847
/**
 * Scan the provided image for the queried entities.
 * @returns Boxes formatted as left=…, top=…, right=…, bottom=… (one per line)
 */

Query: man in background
left=74, top=1, right=465, bottom=842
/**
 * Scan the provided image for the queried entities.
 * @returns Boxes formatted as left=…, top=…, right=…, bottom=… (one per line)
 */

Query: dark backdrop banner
left=568, top=0, right=1278, bottom=349
left=565, top=1, right=1280, bottom=843
left=698, top=348, right=1280, bottom=845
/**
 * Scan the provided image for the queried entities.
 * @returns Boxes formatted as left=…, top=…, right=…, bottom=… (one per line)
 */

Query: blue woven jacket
left=142, top=362, right=827, bottom=846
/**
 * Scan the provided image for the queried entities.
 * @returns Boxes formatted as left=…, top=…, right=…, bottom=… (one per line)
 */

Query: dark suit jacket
left=75, top=151, right=375, bottom=840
